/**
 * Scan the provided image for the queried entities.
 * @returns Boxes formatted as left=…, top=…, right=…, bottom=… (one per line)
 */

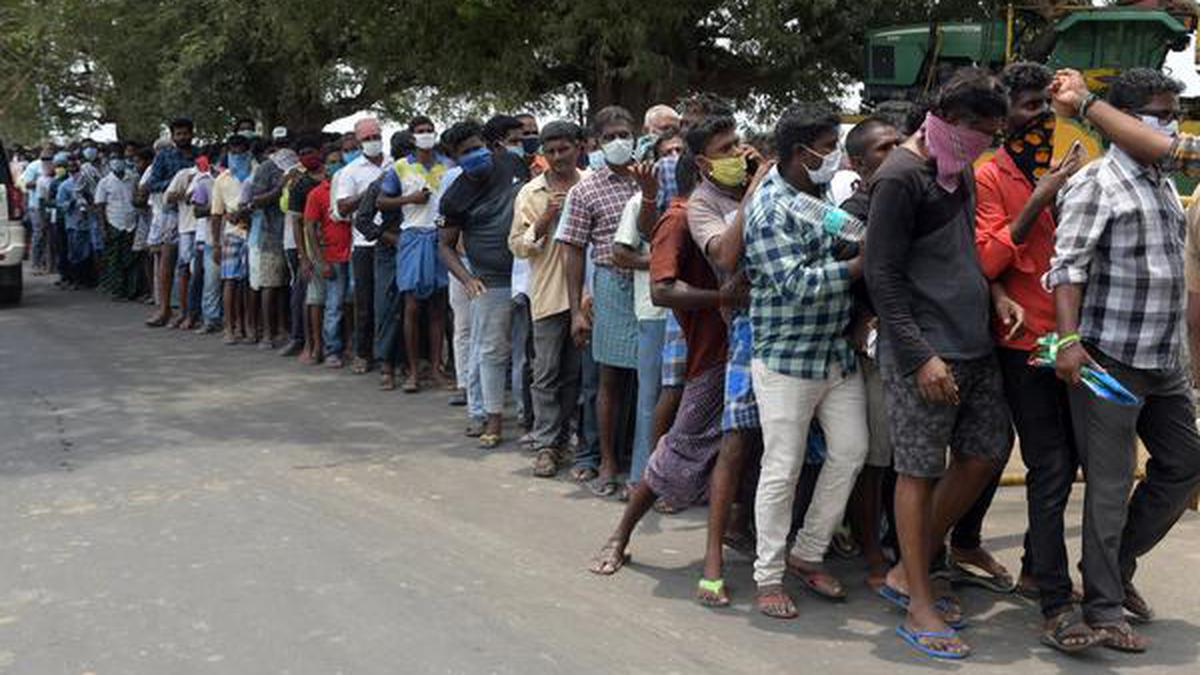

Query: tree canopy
left=1, top=0, right=996, bottom=143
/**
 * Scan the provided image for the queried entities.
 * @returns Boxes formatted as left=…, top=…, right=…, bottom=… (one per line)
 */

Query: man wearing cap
left=334, top=117, right=385, bottom=372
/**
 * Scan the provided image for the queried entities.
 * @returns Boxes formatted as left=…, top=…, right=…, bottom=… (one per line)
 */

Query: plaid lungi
left=132, top=210, right=150, bottom=252
left=722, top=313, right=760, bottom=432
left=221, top=234, right=249, bottom=280
left=591, top=265, right=638, bottom=369
left=660, top=311, right=688, bottom=388
left=643, top=364, right=725, bottom=509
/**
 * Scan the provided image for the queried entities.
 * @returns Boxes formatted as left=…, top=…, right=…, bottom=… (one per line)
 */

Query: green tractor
left=863, top=1, right=1196, bottom=106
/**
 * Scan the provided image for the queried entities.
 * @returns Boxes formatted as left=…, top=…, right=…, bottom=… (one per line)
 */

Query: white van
left=0, top=140, right=26, bottom=304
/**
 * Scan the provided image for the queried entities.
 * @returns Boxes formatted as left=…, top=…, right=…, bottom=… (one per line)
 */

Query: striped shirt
left=1046, top=146, right=1186, bottom=369
left=743, top=167, right=856, bottom=379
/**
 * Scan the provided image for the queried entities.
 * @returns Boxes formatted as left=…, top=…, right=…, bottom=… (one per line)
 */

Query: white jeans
left=751, top=359, right=869, bottom=586
left=449, top=274, right=473, bottom=390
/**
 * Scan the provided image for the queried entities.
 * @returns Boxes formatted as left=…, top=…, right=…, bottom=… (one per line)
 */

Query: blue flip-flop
left=896, top=624, right=971, bottom=660
left=877, top=584, right=968, bottom=629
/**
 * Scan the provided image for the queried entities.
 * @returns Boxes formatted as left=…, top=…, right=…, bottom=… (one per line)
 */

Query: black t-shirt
left=288, top=174, right=319, bottom=214
left=439, top=153, right=524, bottom=287
left=864, top=147, right=991, bottom=375
left=840, top=187, right=873, bottom=316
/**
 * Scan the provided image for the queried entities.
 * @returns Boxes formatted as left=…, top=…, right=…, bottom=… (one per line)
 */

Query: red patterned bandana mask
left=922, top=112, right=993, bottom=193
left=1005, top=111, right=1056, bottom=187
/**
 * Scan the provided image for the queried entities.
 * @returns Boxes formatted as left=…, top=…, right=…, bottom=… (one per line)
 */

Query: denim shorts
left=177, top=231, right=196, bottom=270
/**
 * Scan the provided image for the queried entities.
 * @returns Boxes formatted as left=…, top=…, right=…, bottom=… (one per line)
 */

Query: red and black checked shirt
left=556, top=165, right=638, bottom=275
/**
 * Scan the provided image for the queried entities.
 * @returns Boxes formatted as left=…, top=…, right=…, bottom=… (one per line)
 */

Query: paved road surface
left=2, top=273, right=1199, bottom=674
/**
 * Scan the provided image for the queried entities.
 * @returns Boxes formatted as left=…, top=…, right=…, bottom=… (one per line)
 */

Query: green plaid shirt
left=743, top=168, right=856, bottom=379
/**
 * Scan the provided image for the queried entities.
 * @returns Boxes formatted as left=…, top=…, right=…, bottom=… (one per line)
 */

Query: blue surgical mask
left=108, top=158, right=126, bottom=174
left=458, top=147, right=494, bottom=178
left=506, top=144, right=525, bottom=159
left=587, top=149, right=606, bottom=170
left=343, top=149, right=362, bottom=164
left=325, top=161, right=343, bottom=177
left=82, top=147, right=98, bottom=161
left=227, top=152, right=251, bottom=181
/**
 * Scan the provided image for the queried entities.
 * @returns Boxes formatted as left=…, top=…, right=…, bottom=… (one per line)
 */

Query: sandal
left=1094, top=621, right=1149, bottom=653
left=587, top=476, right=620, bottom=498
left=479, top=433, right=501, bottom=449
left=1040, top=608, right=1102, bottom=654
left=949, top=547, right=1016, bottom=593
left=379, top=370, right=396, bottom=391
left=532, top=448, right=560, bottom=478
left=896, top=624, right=971, bottom=660
left=1123, top=582, right=1155, bottom=624
left=570, top=466, right=598, bottom=483
left=787, top=557, right=846, bottom=601
left=697, top=578, right=730, bottom=608
left=464, top=421, right=486, bottom=438
left=755, top=585, right=798, bottom=619
left=351, top=357, right=370, bottom=374
left=401, top=376, right=418, bottom=393
left=589, top=539, right=630, bottom=575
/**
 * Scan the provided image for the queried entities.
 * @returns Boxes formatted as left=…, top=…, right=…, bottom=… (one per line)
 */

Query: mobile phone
left=1066, top=139, right=1085, bottom=161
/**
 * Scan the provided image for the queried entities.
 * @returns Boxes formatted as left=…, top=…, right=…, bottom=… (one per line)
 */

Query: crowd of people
left=9, top=63, right=1200, bottom=661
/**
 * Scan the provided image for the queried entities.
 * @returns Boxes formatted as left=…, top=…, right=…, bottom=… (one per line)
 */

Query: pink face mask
left=922, top=112, right=992, bottom=193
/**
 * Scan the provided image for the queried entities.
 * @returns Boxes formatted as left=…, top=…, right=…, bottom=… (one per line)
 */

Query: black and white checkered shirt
left=1046, top=146, right=1186, bottom=369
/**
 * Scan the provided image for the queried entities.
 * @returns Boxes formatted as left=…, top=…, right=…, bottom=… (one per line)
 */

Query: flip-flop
left=587, top=476, right=620, bottom=498
left=697, top=578, right=731, bottom=607
left=950, top=558, right=1016, bottom=593
left=877, top=584, right=967, bottom=629
left=588, top=541, right=630, bottom=575
left=787, top=561, right=846, bottom=601
left=895, top=624, right=970, bottom=660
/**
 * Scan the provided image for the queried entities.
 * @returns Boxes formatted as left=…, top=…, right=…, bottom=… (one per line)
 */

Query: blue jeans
left=468, top=285, right=512, bottom=416
left=511, top=293, right=533, bottom=425
left=576, top=344, right=601, bottom=471
left=629, top=318, right=666, bottom=484
left=202, top=241, right=223, bottom=327
left=323, top=262, right=352, bottom=356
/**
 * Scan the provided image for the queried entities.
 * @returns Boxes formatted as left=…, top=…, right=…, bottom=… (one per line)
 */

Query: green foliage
left=3, top=0, right=995, bottom=141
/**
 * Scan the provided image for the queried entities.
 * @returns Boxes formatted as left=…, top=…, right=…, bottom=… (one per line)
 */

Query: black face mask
left=1005, top=111, right=1055, bottom=187
left=521, top=137, right=540, bottom=156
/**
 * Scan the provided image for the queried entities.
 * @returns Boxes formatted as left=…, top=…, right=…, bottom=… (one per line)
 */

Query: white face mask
left=361, top=140, right=384, bottom=158
left=414, top=133, right=437, bottom=150
left=1139, top=115, right=1179, bottom=139
left=804, top=145, right=842, bottom=185
left=602, top=138, right=634, bottom=166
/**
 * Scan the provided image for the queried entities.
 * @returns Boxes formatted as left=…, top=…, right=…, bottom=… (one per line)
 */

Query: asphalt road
left=2, top=272, right=1199, bottom=674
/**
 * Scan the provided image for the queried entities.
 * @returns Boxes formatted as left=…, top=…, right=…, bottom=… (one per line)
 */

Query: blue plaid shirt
left=743, top=167, right=856, bottom=379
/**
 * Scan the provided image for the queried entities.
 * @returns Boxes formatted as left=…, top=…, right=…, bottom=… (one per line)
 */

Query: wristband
left=1056, top=333, right=1081, bottom=350
left=1078, top=93, right=1099, bottom=120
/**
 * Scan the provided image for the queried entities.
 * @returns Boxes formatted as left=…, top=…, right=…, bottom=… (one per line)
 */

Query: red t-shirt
left=304, top=180, right=350, bottom=263
left=650, top=198, right=728, bottom=378
left=974, top=148, right=1056, bottom=351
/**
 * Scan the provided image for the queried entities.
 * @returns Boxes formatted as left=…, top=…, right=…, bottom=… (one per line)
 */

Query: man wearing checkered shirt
left=742, top=103, right=869, bottom=618
left=1046, top=68, right=1200, bottom=652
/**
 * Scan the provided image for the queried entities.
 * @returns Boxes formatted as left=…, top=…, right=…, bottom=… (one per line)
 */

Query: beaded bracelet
left=1078, top=93, right=1099, bottom=120
left=1056, top=333, right=1082, bottom=350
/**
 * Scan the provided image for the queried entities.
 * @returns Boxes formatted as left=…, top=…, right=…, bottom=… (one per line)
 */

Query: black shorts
left=882, top=355, right=1013, bottom=478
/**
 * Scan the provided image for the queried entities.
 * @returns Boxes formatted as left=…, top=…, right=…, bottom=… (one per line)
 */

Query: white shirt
left=166, top=167, right=199, bottom=234
left=829, top=169, right=860, bottom=207
left=94, top=171, right=136, bottom=232
left=511, top=257, right=530, bottom=298
left=189, top=172, right=214, bottom=245
left=613, top=192, right=665, bottom=321
left=333, top=155, right=384, bottom=248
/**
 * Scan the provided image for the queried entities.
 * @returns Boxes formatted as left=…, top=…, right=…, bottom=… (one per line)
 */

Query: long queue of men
left=9, top=63, right=1200, bottom=661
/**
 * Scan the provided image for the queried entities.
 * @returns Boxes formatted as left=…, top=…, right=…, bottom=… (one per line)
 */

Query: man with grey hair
left=643, top=104, right=681, bottom=137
